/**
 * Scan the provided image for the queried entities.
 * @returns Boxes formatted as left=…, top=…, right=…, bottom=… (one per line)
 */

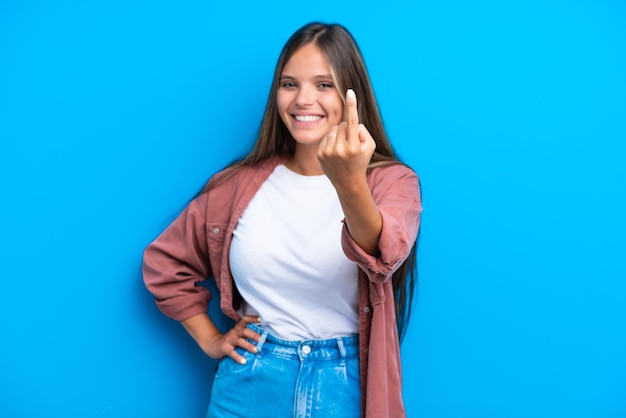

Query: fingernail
left=347, top=89, right=355, bottom=99
left=257, top=316, right=262, bottom=323
left=253, top=347, right=258, bottom=353
left=239, top=358, right=247, bottom=365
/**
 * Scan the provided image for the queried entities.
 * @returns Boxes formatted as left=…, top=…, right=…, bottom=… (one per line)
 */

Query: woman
left=143, top=22, right=422, bottom=418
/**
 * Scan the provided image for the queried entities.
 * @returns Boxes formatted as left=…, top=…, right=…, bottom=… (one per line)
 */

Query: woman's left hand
left=318, top=89, right=382, bottom=256
left=318, top=89, right=376, bottom=190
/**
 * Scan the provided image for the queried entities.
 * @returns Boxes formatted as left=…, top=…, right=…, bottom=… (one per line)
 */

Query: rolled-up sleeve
left=142, top=195, right=212, bottom=321
left=341, top=164, right=422, bottom=283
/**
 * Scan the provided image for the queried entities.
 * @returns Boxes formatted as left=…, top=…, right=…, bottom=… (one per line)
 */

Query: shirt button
left=213, top=227, right=220, bottom=234
left=363, top=307, right=370, bottom=313
left=302, top=345, right=311, bottom=355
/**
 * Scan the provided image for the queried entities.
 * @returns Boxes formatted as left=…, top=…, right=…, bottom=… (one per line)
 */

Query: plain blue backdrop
left=1, top=1, right=625, bottom=417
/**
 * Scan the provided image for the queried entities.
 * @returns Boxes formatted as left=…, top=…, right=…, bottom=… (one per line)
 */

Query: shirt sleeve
left=341, top=164, right=422, bottom=284
left=142, top=195, right=212, bottom=321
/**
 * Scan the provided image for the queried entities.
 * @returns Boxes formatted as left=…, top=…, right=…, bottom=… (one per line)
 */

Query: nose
left=295, top=85, right=314, bottom=107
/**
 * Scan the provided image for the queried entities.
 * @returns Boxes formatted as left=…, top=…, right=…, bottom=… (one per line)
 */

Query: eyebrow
left=280, top=74, right=334, bottom=80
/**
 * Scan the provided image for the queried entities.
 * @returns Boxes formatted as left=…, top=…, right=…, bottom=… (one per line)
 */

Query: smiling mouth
left=293, top=115, right=322, bottom=122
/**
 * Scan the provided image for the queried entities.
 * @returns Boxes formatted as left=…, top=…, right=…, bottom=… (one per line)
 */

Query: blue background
left=1, top=0, right=625, bottom=417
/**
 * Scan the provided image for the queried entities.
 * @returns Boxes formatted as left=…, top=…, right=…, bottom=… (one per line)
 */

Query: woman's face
left=276, top=43, right=344, bottom=147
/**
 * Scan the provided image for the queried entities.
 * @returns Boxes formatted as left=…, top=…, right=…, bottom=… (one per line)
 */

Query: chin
left=287, top=130, right=322, bottom=144
left=293, top=135, right=324, bottom=145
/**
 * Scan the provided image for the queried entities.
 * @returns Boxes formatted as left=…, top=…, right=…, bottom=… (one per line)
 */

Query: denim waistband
left=247, top=323, right=359, bottom=361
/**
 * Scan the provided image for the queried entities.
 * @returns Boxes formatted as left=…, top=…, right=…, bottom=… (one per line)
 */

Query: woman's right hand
left=182, top=314, right=262, bottom=364
left=202, top=315, right=263, bottom=364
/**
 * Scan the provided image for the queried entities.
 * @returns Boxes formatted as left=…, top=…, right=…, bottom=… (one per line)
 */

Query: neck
left=285, top=144, right=324, bottom=176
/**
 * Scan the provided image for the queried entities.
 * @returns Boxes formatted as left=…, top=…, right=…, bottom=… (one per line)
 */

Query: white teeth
left=294, top=115, right=322, bottom=122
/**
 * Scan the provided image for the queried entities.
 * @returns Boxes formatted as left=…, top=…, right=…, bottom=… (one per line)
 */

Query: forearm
left=335, top=178, right=382, bottom=256
left=181, top=313, right=223, bottom=358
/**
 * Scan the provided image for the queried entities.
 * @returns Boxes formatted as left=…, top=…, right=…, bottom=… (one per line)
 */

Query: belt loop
left=337, top=337, right=346, bottom=366
left=255, top=330, right=268, bottom=354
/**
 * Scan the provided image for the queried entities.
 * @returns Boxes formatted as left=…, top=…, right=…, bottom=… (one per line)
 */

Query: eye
left=280, top=80, right=296, bottom=88
left=318, top=82, right=333, bottom=89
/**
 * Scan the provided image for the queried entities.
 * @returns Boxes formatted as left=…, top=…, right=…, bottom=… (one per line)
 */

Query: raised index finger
left=346, top=89, right=359, bottom=142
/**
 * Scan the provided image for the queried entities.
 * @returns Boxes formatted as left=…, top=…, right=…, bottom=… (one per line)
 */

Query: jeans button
left=302, top=345, right=311, bottom=355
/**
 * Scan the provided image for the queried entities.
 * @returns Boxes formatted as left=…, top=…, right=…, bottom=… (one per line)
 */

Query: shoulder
left=367, top=162, right=420, bottom=193
left=205, top=156, right=287, bottom=192
left=369, top=162, right=417, bottom=177
left=195, top=156, right=287, bottom=210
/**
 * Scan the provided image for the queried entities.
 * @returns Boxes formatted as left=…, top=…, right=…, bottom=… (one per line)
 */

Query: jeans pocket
left=214, top=348, right=256, bottom=380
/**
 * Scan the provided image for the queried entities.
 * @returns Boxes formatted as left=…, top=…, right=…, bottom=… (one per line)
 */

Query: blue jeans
left=207, top=324, right=360, bottom=418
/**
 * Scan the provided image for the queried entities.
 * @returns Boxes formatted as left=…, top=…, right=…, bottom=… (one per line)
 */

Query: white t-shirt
left=229, top=164, right=359, bottom=340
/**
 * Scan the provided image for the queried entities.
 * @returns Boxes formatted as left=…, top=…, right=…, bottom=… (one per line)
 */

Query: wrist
left=331, top=175, right=369, bottom=197
left=181, top=313, right=223, bottom=358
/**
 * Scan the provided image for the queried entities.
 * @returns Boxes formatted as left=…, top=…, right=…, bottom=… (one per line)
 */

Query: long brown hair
left=205, top=22, right=419, bottom=342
